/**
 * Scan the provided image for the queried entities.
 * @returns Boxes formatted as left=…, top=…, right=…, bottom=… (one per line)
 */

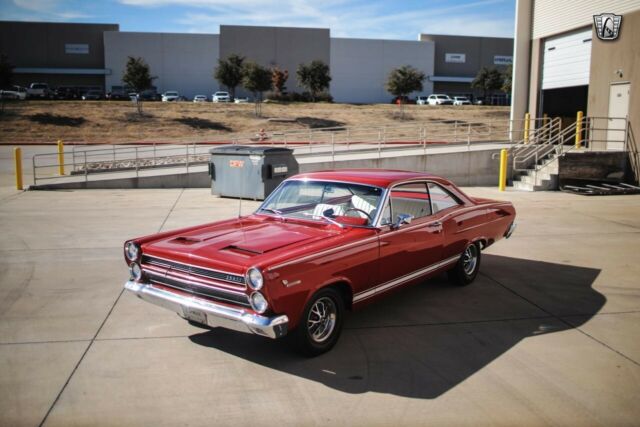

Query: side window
left=390, top=182, right=432, bottom=220
left=428, top=182, right=461, bottom=213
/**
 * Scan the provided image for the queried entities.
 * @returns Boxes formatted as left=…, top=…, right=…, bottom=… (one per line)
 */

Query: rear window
left=428, top=182, right=461, bottom=213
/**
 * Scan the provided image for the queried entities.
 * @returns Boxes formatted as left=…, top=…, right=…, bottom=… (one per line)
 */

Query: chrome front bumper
left=124, top=281, right=289, bottom=339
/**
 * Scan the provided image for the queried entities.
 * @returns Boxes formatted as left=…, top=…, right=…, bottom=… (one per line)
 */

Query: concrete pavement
left=1, top=186, right=639, bottom=426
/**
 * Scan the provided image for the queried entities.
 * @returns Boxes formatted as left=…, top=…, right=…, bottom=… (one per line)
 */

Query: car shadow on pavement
left=189, top=255, right=604, bottom=399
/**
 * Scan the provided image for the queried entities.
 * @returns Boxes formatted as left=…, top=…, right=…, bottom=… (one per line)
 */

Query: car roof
left=291, top=169, right=441, bottom=188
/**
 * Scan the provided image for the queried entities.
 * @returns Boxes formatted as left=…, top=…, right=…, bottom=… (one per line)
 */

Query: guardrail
left=30, top=118, right=537, bottom=186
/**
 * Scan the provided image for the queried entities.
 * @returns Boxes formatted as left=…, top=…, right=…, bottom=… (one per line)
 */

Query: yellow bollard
left=57, top=139, right=65, bottom=175
left=14, top=147, right=23, bottom=191
left=575, top=111, right=583, bottom=149
left=498, top=148, right=508, bottom=192
left=524, top=112, right=530, bottom=144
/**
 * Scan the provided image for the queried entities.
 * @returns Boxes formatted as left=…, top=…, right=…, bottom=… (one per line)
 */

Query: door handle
left=427, top=221, right=442, bottom=228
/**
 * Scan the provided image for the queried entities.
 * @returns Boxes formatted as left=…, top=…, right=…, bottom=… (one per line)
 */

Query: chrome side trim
left=353, top=254, right=461, bottom=303
left=124, top=281, right=288, bottom=339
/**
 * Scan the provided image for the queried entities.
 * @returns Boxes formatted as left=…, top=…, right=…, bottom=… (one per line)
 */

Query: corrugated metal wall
left=532, top=0, right=640, bottom=39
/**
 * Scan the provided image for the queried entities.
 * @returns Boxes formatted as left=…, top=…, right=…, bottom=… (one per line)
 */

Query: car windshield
left=215, top=92, right=228, bottom=96
left=258, top=180, right=384, bottom=226
left=165, top=92, right=178, bottom=96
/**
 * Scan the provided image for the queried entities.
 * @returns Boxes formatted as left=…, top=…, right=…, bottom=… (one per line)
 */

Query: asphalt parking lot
left=1, top=184, right=640, bottom=426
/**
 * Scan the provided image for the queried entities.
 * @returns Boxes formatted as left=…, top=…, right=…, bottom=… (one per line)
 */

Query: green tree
left=501, top=65, right=512, bottom=94
left=0, top=54, right=14, bottom=89
left=471, top=67, right=504, bottom=101
left=122, top=56, right=156, bottom=114
left=214, top=54, right=245, bottom=99
left=271, top=67, right=289, bottom=97
left=242, top=61, right=272, bottom=117
left=386, top=65, right=426, bottom=118
left=296, top=60, right=331, bottom=102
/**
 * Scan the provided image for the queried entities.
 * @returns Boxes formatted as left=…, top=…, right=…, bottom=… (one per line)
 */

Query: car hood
left=142, top=217, right=338, bottom=273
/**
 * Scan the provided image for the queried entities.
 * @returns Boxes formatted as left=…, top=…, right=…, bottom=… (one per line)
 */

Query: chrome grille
left=147, top=273, right=251, bottom=308
left=141, top=254, right=245, bottom=286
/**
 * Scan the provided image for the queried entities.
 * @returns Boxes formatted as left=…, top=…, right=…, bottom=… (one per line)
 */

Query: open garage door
left=541, top=28, right=592, bottom=90
left=539, top=28, right=592, bottom=128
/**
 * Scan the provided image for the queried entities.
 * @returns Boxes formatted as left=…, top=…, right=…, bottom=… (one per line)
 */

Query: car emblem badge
left=282, top=279, right=301, bottom=288
left=593, top=13, right=622, bottom=41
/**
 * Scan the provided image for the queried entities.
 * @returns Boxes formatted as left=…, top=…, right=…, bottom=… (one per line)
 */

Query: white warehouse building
left=103, top=25, right=437, bottom=103
left=330, top=38, right=434, bottom=103
left=104, top=32, right=220, bottom=99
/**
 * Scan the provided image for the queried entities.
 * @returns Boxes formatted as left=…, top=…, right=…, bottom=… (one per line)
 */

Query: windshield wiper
left=302, top=212, right=345, bottom=228
left=260, top=208, right=283, bottom=215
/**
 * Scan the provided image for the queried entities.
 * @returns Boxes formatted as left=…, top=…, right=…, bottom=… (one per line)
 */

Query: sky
left=0, top=0, right=515, bottom=39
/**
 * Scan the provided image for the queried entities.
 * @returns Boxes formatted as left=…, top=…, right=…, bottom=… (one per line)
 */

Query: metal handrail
left=32, top=117, right=547, bottom=185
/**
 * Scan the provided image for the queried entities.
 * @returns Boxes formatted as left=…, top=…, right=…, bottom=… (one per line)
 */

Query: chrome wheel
left=307, top=297, right=337, bottom=343
left=462, top=244, right=478, bottom=275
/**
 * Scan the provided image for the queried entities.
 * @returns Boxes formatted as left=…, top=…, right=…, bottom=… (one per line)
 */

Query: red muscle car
left=124, top=169, right=516, bottom=355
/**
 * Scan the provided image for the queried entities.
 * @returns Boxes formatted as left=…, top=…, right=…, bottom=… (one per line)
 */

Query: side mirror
left=392, top=213, right=413, bottom=229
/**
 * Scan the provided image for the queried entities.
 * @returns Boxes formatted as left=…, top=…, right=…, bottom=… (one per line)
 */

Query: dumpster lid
left=209, top=145, right=294, bottom=155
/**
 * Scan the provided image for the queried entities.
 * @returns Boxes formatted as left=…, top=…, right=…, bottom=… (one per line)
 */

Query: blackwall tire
left=448, top=242, right=481, bottom=286
left=292, top=287, right=345, bottom=357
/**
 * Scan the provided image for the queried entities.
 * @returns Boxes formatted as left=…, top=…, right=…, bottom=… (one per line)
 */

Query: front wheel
left=291, top=287, right=344, bottom=357
left=448, top=242, right=481, bottom=286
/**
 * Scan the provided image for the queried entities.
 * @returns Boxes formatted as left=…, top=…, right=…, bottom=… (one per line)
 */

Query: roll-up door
left=541, top=28, right=592, bottom=90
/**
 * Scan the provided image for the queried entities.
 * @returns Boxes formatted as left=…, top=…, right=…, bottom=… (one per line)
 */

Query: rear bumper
left=505, top=221, right=517, bottom=238
left=124, top=281, right=289, bottom=339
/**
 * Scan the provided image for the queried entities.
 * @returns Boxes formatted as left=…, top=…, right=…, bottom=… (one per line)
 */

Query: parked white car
left=193, top=95, right=207, bottom=103
left=453, top=96, right=472, bottom=105
left=0, top=85, right=27, bottom=100
left=161, top=91, right=180, bottom=102
left=427, top=94, right=453, bottom=105
left=416, top=96, right=429, bottom=105
left=27, top=82, right=50, bottom=99
left=212, top=91, right=231, bottom=102
left=234, top=96, right=249, bottom=103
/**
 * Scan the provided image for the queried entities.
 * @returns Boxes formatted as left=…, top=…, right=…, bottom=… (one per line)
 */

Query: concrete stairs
left=512, top=154, right=559, bottom=191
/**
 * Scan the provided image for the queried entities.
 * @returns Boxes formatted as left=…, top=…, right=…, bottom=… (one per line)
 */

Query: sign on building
left=65, top=43, right=89, bottom=54
left=445, top=53, right=466, bottom=63
left=494, top=55, right=513, bottom=65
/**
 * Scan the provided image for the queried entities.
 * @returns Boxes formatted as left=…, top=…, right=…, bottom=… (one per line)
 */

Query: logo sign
left=593, top=13, right=622, bottom=41
left=229, top=159, right=244, bottom=168
left=65, top=43, right=89, bottom=54
left=494, top=55, right=513, bottom=65
left=445, top=53, right=466, bottom=63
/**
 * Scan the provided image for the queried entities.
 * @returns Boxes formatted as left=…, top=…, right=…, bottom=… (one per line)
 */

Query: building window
left=65, top=44, right=89, bottom=54
left=445, top=53, right=466, bottom=63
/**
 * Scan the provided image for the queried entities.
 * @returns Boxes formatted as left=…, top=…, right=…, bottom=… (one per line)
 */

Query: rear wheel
left=292, top=287, right=344, bottom=357
left=448, top=242, right=481, bottom=286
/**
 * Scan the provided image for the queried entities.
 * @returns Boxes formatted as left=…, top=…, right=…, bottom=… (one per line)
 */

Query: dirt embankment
left=0, top=100, right=510, bottom=144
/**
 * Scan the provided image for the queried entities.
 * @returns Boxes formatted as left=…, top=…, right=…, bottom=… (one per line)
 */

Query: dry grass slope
left=0, top=100, right=510, bottom=144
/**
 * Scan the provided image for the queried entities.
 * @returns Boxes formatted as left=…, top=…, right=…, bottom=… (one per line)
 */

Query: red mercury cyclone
left=124, top=170, right=516, bottom=355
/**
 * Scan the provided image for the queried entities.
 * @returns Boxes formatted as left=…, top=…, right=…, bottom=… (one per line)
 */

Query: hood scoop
left=170, top=236, right=203, bottom=244
left=223, top=245, right=264, bottom=256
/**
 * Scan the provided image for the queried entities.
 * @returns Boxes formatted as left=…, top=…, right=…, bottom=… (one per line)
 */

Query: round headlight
left=250, top=292, right=268, bottom=314
left=129, top=262, right=142, bottom=281
left=246, top=267, right=263, bottom=290
left=125, top=242, right=140, bottom=261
